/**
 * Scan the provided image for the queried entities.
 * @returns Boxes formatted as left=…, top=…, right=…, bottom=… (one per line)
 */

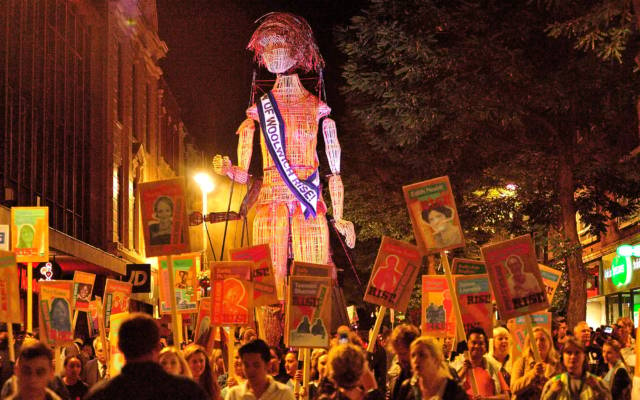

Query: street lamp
left=194, top=172, right=214, bottom=254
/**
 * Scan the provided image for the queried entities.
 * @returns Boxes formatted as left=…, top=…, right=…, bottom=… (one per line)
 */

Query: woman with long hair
left=184, top=344, right=220, bottom=400
left=159, top=347, right=192, bottom=378
left=511, top=326, right=562, bottom=399
left=62, top=355, right=88, bottom=400
left=540, top=336, right=611, bottom=400
left=602, top=339, right=631, bottom=400
left=396, top=336, right=467, bottom=400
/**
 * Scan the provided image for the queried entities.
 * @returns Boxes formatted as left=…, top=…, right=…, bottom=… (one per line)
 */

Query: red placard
left=229, top=244, right=279, bottom=306
left=210, top=262, right=253, bottom=326
left=421, top=275, right=455, bottom=338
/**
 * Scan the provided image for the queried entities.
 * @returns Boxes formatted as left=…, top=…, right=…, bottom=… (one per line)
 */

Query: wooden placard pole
left=302, top=348, right=311, bottom=400
left=27, top=262, right=33, bottom=333
left=7, top=323, right=15, bottom=362
left=54, top=346, right=62, bottom=375
left=294, top=350, right=304, bottom=398
left=523, top=314, right=542, bottom=362
left=441, top=253, right=478, bottom=396
left=166, top=255, right=183, bottom=346
left=227, top=328, right=236, bottom=379
left=366, top=305, right=386, bottom=353
left=96, top=297, right=109, bottom=367
left=72, top=310, right=79, bottom=333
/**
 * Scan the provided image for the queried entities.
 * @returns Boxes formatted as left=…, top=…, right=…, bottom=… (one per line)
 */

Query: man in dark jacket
left=85, top=313, right=207, bottom=400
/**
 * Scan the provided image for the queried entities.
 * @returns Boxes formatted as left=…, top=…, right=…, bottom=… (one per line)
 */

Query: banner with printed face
left=72, top=271, right=95, bottom=311
left=11, top=207, right=49, bottom=262
left=507, top=312, right=552, bottom=359
left=211, top=262, right=253, bottom=326
left=538, top=264, right=562, bottom=303
left=292, top=261, right=332, bottom=278
left=103, top=279, right=132, bottom=329
left=158, top=254, right=198, bottom=314
left=229, top=244, right=279, bottom=306
left=452, top=258, right=486, bottom=275
left=194, top=297, right=214, bottom=350
left=421, top=275, right=455, bottom=338
left=454, top=274, right=493, bottom=338
left=285, top=275, right=332, bottom=348
left=481, top=235, right=548, bottom=320
left=363, top=237, right=421, bottom=312
left=0, top=251, right=20, bottom=323
left=39, top=280, right=74, bottom=345
left=403, top=177, right=465, bottom=255
left=109, top=312, right=129, bottom=377
left=139, top=178, right=190, bottom=257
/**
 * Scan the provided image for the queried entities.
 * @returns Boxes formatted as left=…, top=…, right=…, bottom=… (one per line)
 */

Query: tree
left=336, top=0, right=640, bottom=327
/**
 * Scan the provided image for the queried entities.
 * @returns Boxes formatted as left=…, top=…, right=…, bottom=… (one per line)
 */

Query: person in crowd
left=442, top=335, right=458, bottom=363
left=369, top=327, right=389, bottom=393
left=5, top=340, right=62, bottom=400
left=316, top=343, right=382, bottom=400
left=284, top=350, right=302, bottom=391
left=220, top=353, right=247, bottom=398
left=211, top=348, right=227, bottom=387
left=85, top=313, right=207, bottom=400
left=184, top=343, right=221, bottom=399
left=574, top=321, right=606, bottom=376
left=511, top=326, right=562, bottom=400
left=158, top=347, right=192, bottom=378
left=614, top=317, right=635, bottom=372
left=241, top=328, right=258, bottom=345
left=457, top=327, right=509, bottom=399
left=396, top=336, right=467, bottom=400
left=488, top=326, right=513, bottom=385
left=306, top=349, right=328, bottom=400
left=387, top=324, right=420, bottom=400
left=552, top=317, right=569, bottom=352
left=82, top=337, right=108, bottom=388
left=61, top=355, right=88, bottom=400
left=269, top=347, right=289, bottom=384
left=540, top=336, right=611, bottom=400
left=602, top=339, right=631, bottom=400
left=226, top=339, right=294, bottom=400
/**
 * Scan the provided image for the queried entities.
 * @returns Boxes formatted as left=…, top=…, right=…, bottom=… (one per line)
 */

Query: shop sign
left=602, top=243, right=640, bottom=294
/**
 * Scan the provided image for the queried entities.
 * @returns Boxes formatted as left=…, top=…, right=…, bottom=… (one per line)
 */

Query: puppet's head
left=247, top=12, right=324, bottom=74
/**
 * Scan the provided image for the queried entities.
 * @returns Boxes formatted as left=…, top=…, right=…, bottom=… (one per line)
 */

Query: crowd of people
left=0, top=315, right=635, bottom=400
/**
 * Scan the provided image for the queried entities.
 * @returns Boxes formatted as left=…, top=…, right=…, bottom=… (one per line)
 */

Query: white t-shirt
left=226, top=376, right=295, bottom=400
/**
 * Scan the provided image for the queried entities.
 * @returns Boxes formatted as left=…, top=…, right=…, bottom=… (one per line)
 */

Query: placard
left=285, top=275, right=332, bottom=348
left=194, top=297, right=214, bottom=350
left=108, top=312, right=129, bottom=377
left=72, top=271, right=95, bottom=311
left=0, top=251, right=20, bottom=323
left=139, top=178, right=190, bottom=257
left=363, top=236, right=421, bottom=312
left=421, top=275, right=455, bottom=338
left=403, top=176, right=465, bottom=254
left=538, top=264, right=562, bottom=303
left=211, top=262, right=253, bottom=326
left=103, top=279, right=132, bottom=329
left=158, top=254, right=198, bottom=314
left=292, top=261, right=332, bottom=278
left=87, top=300, right=100, bottom=337
left=0, top=225, right=9, bottom=251
left=452, top=258, right=486, bottom=275
left=454, top=274, right=493, bottom=338
left=11, top=207, right=49, bottom=262
left=39, top=280, right=74, bottom=345
left=481, top=235, right=548, bottom=320
left=229, top=244, right=279, bottom=306
left=507, top=312, right=552, bottom=358
left=125, top=264, right=151, bottom=293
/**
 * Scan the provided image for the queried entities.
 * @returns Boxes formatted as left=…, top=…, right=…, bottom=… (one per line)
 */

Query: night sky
left=156, top=0, right=367, bottom=159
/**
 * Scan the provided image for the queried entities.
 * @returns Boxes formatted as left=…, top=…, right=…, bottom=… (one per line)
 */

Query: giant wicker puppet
left=213, top=13, right=355, bottom=299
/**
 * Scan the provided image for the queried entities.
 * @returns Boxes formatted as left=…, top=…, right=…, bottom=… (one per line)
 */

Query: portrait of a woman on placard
left=149, top=196, right=173, bottom=246
left=421, top=205, right=462, bottom=248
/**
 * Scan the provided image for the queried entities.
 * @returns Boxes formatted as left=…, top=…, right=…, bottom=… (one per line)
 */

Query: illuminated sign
left=610, top=256, right=632, bottom=286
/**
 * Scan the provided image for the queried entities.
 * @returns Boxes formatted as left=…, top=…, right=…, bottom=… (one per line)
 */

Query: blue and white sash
left=257, top=92, right=320, bottom=219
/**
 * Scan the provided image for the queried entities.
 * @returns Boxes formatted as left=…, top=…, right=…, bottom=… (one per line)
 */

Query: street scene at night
left=2, top=0, right=640, bottom=399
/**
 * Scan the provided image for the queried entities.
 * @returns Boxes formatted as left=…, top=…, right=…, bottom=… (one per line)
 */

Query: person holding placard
left=456, top=327, right=509, bottom=399
left=511, top=327, right=562, bottom=400
left=395, top=336, right=468, bottom=400
left=540, top=337, right=610, bottom=400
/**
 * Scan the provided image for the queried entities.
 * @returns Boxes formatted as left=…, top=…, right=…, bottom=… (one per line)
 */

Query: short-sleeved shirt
left=226, top=376, right=295, bottom=400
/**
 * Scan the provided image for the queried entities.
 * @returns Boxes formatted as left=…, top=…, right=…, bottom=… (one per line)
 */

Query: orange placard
left=108, top=312, right=129, bottom=377
left=481, top=235, right=548, bottom=320
left=538, top=264, right=562, bottom=303
left=0, top=251, right=20, bottom=323
left=403, top=177, right=465, bottom=255
left=103, top=279, right=132, bottom=329
left=292, top=261, right=332, bottom=278
left=139, top=178, right=190, bottom=257
left=421, top=275, right=455, bottom=338
left=507, top=312, right=551, bottom=359
left=363, top=236, right=421, bottom=312
left=211, top=262, right=253, bottom=326
left=39, top=280, right=74, bottom=345
left=72, top=271, right=95, bottom=311
left=229, top=244, right=278, bottom=306
left=285, top=275, right=332, bottom=348
left=11, top=207, right=49, bottom=262
left=454, top=274, right=493, bottom=338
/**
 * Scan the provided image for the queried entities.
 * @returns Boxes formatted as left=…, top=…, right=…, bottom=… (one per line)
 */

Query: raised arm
left=323, top=117, right=355, bottom=248
left=212, top=117, right=254, bottom=184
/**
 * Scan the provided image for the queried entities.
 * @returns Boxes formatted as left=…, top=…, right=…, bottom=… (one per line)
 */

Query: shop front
left=600, top=243, right=640, bottom=325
